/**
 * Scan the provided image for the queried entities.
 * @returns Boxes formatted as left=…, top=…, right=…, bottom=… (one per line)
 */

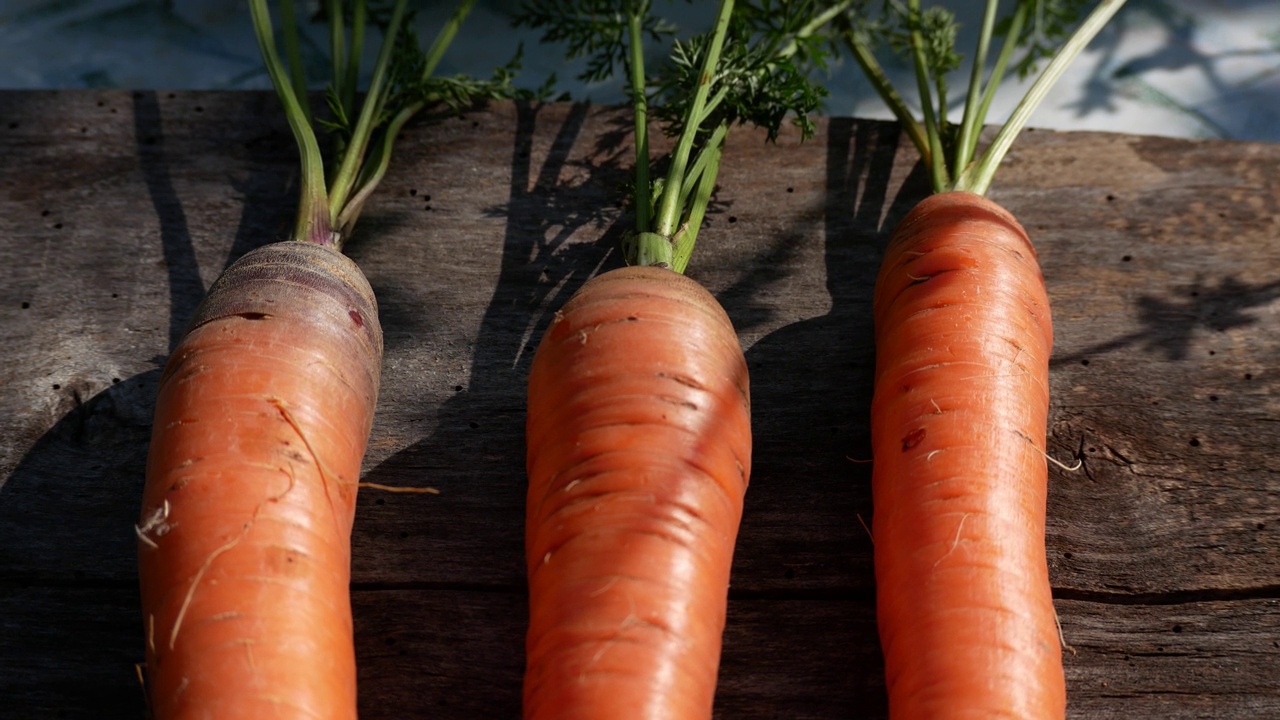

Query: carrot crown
left=249, top=0, right=525, bottom=250
left=838, top=0, right=1128, bottom=195
left=516, top=0, right=847, bottom=273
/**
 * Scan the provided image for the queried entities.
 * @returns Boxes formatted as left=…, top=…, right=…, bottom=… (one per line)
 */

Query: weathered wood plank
left=4, top=586, right=1277, bottom=719
left=1, top=90, right=1278, bottom=717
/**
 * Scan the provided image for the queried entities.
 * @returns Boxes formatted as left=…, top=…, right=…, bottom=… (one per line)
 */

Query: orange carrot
left=870, top=191, right=1060, bottom=718
left=838, top=2, right=1128, bottom=716
left=137, top=242, right=381, bottom=718
left=516, top=0, right=837, bottom=715
left=134, top=1, right=502, bottom=715
left=524, top=266, right=752, bottom=719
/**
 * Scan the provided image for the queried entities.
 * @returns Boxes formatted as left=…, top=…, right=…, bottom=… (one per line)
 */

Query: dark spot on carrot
left=349, top=309, right=364, bottom=327
left=901, top=428, right=926, bottom=451
left=236, top=312, right=269, bottom=321
left=626, top=316, right=639, bottom=322
left=656, top=372, right=704, bottom=390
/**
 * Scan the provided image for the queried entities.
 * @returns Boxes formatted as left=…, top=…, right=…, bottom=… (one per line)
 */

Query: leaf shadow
left=1052, top=274, right=1280, bottom=366
left=710, top=117, right=929, bottom=717
left=353, top=101, right=633, bottom=716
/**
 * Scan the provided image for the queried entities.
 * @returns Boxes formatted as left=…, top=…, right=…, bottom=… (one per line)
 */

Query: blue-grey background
left=2, top=0, right=1278, bottom=141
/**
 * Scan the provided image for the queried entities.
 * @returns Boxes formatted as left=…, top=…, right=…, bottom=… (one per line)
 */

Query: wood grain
left=1, top=91, right=1277, bottom=718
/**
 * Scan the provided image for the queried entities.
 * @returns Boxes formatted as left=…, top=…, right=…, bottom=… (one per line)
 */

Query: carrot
left=137, top=242, right=380, bottom=718
left=871, top=191, right=1059, bottom=717
left=835, top=1, right=1129, bottom=717
left=515, top=1, right=838, bottom=716
left=524, top=266, right=752, bottom=719
left=133, top=1, right=516, bottom=715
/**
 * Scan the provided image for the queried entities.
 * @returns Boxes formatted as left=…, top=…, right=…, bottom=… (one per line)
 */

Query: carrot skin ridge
left=137, top=241, right=382, bottom=720
left=524, top=266, right=751, bottom=720
left=870, top=192, right=1062, bottom=720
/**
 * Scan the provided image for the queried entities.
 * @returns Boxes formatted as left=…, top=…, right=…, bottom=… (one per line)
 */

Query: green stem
left=841, top=23, right=930, bottom=161
left=671, top=133, right=724, bottom=274
left=342, top=0, right=367, bottom=117
left=627, top=4, right=652, bottom=235
left=250, top=0, right=331, bottom=245
left=676, top=120, right=730, bottom=218
left=335, top=102, right=418, bottom=236
left=958, top=0, right=1128, bottom=195
left=420, top=0, right=477, bottom=82
left=326, top=0, right=409, bottom=232
left=974, top=2, right=1028, bottom=136
left=953, top=0, right=1000, bottom=177
left=279, top=0, right=313, bottom=127
left=653, top=0, right=735, bottom=240
left=907, top=0, right=949, bottom=192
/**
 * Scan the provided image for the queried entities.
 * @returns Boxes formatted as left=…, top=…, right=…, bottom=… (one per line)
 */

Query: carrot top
left=516, top=0, right=848, bottom=272
left=249, top=0, right=526, bottom=250
left=839, top=0, right=1128, bottom=195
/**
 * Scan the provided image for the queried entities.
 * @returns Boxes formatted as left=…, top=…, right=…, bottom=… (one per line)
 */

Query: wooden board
left=1, top=90, right=1278, bottom=718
